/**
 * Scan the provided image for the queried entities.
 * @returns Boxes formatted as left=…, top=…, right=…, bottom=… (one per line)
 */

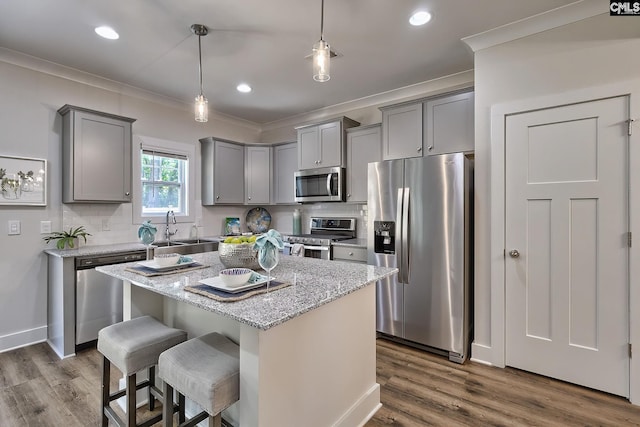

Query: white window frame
left=133, top=135, right=195, bottom=226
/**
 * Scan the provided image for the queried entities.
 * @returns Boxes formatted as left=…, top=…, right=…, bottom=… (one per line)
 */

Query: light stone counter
left=96, top=252, right=395, bottom=330
left=44, top=236, right=222, bottom=258
left=96, top=252, right=397, bottom=427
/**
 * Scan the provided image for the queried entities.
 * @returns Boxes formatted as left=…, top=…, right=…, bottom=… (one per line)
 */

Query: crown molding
left=0, top=47, right=262, bottom=132
left=462, top=0, right=607, bottom=53
left=261, top=70, right=474, bottom=132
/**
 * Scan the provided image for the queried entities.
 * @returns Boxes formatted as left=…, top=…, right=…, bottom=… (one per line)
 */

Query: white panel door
left=505, top=96, right=629, bottom=397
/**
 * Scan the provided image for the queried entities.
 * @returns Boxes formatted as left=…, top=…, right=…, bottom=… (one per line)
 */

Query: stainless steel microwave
left=294, top=167, right=345, bottom=203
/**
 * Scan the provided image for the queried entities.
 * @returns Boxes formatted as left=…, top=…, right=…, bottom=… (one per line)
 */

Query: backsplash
left=62, top=202, right=368, bottom=246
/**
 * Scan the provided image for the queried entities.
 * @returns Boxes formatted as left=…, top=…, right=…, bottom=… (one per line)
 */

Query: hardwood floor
left=1, top=339, right=639, bottom=426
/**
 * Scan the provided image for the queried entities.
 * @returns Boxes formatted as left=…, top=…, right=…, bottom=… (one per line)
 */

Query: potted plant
left=43, top=226, right=92, bottom=249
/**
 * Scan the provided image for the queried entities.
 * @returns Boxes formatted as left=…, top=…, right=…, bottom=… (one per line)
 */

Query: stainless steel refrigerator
left=367, top=153, right=472, bottom=363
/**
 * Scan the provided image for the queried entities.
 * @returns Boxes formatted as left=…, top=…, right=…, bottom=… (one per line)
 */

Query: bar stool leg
left=162, top=381, right=174, bottom=427
left=126, top=372, right=137, bottom=427
left=210, top=413, right=222, bottom=427
left=178, top=393, right=185, bottom=423
left=101, top=356, right=110, bottom=427
left=148, top=365, right=156, bottom=411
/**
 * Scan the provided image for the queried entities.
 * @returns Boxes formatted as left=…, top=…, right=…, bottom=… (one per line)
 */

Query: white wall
left=471, top=12, right=640, bottom=365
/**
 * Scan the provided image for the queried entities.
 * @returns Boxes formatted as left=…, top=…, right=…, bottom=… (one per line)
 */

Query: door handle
left=402, top=187, right=410, bottom=284
left=509, top=249, right=520, bottom=258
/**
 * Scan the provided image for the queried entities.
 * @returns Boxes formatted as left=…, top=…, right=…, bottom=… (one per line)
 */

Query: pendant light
left=312, top=0, right=330, bottom=82
left=191, top=24, right=209, bottom=122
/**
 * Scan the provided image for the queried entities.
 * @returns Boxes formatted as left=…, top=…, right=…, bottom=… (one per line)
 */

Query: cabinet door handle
left=216, top=195, right=220, bottom=200
left=349, top=252, right=354, bottom=256
left=417, top=147, right=422, bottom=152
left=248, top=196, right=251, bottom=200
left=347, top=194, right=351, bottom=198
left=428, top=145, right=433, bottom=151
left=125, top=191, right=130, bottom=196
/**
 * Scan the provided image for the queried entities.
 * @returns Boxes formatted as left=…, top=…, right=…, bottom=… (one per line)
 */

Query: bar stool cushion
left=97, top=315, right=187, bottom=374
left=159, top=332, right=240, bottom=416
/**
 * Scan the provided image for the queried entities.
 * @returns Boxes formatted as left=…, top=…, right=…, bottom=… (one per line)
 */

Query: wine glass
left=258, top=245, right=279, bottom=300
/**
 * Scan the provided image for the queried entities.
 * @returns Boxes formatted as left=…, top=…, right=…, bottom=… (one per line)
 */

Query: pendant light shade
left=313, top=39, right=330, bottom=82
left=195, top=94, right=208, bottom=122
left=312, top=0, right=330, bottom=82
left=191, top=24, right=209, bottom=122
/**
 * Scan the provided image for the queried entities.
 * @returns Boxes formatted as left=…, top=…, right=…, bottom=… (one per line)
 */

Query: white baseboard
left=470, top=342, right=494, bottom=366
left=335, top=383, right=381, bottom=427
left=0, top=326, right=47, bottom=353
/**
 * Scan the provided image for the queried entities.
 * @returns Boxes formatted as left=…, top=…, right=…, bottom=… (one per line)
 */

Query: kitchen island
left=96, top=252, right=396, bottom=427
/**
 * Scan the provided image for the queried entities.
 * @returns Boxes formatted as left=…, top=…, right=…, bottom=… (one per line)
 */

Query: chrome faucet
left=165, top=210, right=177, bottom=242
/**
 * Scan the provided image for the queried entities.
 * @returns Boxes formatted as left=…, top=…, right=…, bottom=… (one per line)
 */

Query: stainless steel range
left=284, top=217, right=356, bottom=260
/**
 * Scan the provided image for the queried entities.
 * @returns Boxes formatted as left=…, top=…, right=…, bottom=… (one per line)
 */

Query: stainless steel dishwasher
left=75, top=251, right=146, bottom=346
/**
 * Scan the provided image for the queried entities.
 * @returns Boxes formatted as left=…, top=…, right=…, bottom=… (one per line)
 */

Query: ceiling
left=0, top=0, right=578, bottom=125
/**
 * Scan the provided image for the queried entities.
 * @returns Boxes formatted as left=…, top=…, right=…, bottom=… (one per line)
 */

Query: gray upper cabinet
left=58, top=105, right=135, bottom=203
left=424, top=91, right=474, bottom=155
left=274, top=142, right=297, bottom=204
left=346, top=124, right=381, bottom=203
left=245, top=145, right=271, bottom=205
left=381, top=102, right=423, bottom=160
left=296, top=117, right=359, bottom=170
left=200, top=138, right=244, bottom=205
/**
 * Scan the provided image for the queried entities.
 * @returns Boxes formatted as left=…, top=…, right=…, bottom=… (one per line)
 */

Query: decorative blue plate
left=246, top=207, right=271, bottom=233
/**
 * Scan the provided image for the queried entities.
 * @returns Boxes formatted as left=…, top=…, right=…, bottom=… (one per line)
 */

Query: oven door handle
left=283, top=243, right=330, bottom=251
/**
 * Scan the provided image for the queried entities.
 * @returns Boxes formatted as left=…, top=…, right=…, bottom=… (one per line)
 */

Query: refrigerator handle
left=402, top=187, right=410, bottom=284
left=396, top=187, right=404, bottom=282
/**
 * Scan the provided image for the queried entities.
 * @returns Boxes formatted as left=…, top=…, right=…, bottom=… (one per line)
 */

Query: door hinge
left=628, top=232, right=632, bottom=248
left=629, top=343, right=632, bottom=359
left=628, top=118, right=636, bottom=136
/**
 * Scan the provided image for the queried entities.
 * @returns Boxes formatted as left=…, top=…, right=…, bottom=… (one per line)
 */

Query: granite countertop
left=96, top=252, right=396, bottom=331
left=332, top=238, right=367, bottom=248
left=44, top=236, right=222, bottom=258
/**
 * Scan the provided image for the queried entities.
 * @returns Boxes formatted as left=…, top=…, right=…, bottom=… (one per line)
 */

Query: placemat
left=125, top=262, right=207, bottom=277
left=185, top=281, right=290, bottom=302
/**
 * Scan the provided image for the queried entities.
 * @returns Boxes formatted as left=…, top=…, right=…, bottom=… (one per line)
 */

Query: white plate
left=136, top=259, right=197, bottom=271
left=198, top=273, right=272, bottom=294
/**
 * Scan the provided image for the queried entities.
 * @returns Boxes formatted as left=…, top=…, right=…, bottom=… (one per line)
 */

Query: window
left=133, top=136, right=195, bottom=225
left=141, top=150, right=187, bottom=215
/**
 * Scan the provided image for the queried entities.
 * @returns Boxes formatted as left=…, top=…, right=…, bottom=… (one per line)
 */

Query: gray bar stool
left=97, top=315, right=188, bottom=427
left=158, top=332, right=240, bottom=427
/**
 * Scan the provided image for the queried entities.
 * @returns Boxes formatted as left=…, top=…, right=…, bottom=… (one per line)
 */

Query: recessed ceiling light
left=95, top=26, right=119, bottom=40
left=237, top=83, right=252, bottom=93
left=409, top=11, right=432, bottom=26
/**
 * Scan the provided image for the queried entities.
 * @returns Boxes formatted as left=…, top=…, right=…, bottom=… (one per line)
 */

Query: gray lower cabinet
left=58, top=104, right=135, bottom=203
left=274, top=142, right=297, bottom=204
left=333, top=246, right=367, bottom=264
left=424, top=91, right=474, bottom=155
left=200, top=138, right=244, bottom=205
left=245, top=145, right=271, bottom=204
left=381, top=102, right=423, bottom=160
left=346, top=124, right=381, bottom=203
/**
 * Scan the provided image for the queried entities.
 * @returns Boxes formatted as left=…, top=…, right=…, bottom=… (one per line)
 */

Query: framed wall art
left=0, top=155, right=47, bottom=206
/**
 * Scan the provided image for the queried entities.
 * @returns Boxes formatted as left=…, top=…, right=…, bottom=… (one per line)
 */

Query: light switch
left=40, top=221, right=52, bottom=234
left=8, top=220, right=20, bottom=235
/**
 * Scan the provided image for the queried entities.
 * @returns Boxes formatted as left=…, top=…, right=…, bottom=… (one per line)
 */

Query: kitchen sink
left=151, top=239, right=218, bottom=256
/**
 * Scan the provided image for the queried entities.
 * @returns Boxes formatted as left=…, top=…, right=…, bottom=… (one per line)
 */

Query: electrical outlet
left=102, top=218, right=110, bottom=231
left=40, top=221, right=52, bottom=234
left=8, top=220, right=20, bottom=235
